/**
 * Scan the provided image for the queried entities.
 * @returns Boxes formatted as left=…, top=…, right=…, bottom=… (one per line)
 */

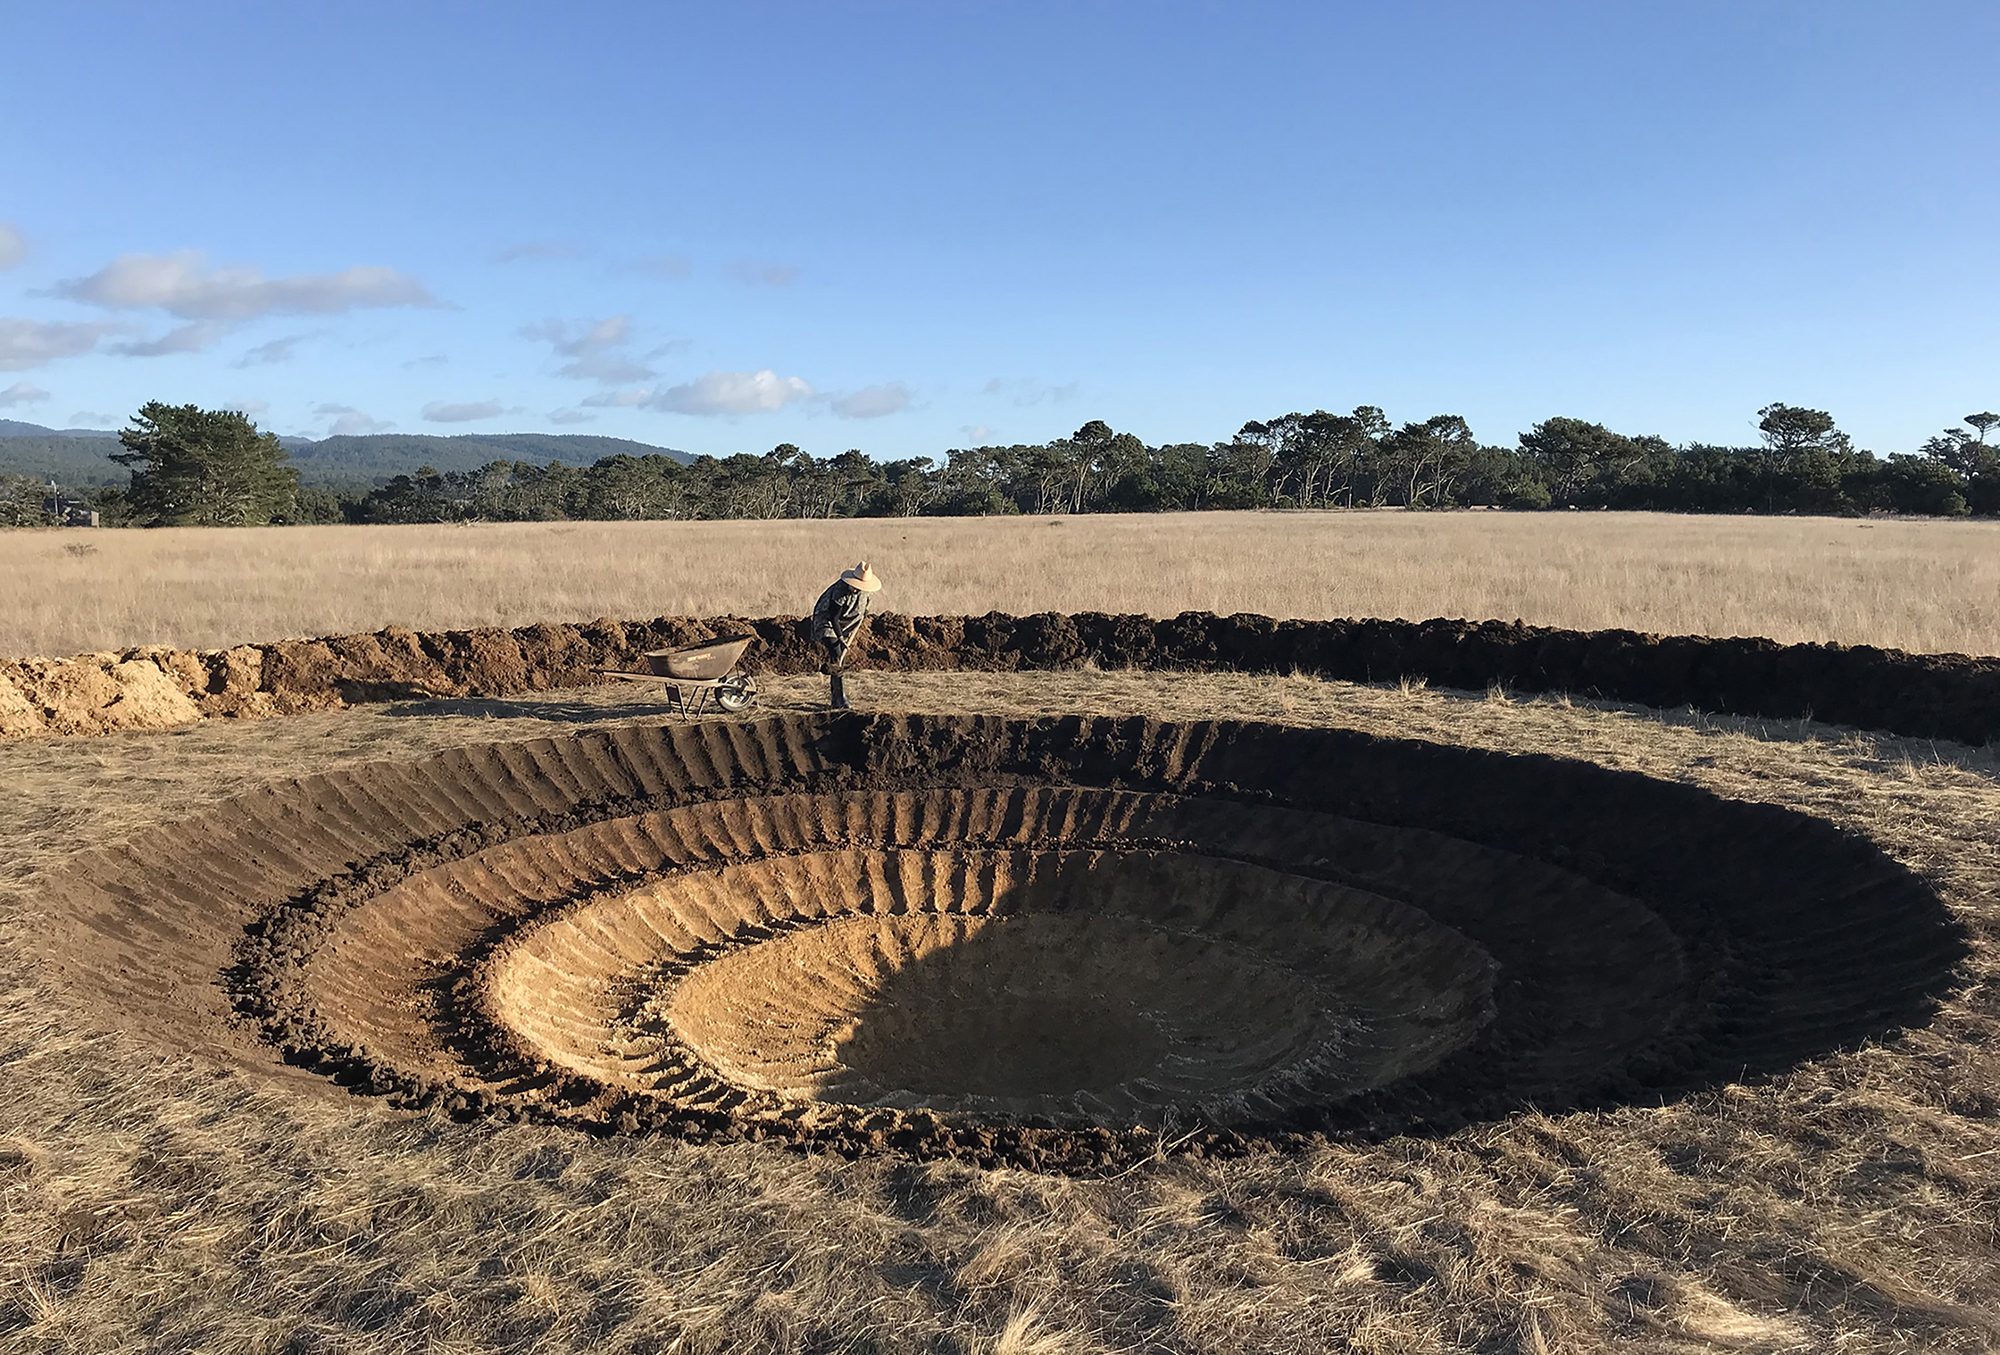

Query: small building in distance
left=42, top=481, right=101, bottom=527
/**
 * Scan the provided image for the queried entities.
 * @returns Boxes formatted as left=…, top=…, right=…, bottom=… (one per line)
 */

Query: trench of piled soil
left=5, top=610, right=1997, bottom=744
left=35, top=712, right=1965, bottom=1173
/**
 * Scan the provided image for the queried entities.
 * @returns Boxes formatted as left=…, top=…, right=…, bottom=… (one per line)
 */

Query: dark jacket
left=812, top=580, right=871, bottom=649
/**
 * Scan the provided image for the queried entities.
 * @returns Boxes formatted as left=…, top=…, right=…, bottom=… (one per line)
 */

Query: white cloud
left=68, top=410, right=119, bottom=427
left=0, top=380, right=49, bottom=407
left=983, top=377, right=1081, bottom=407
left=423, top=399, right=505, bottom=423
left=580, top=369, right=818, bottom=415
left=830, top=382, right=912, bottom=419
left=498, top=240, right=587, bottom=263
left=728, top=259, right=800, bottom=287
left=0, top=223, right=25, bottom=270
left=625, top=253, right=691, bottom=279
left=0, top=318, right=118, bottom=369
left=650, top=369, right=814, bottom=416
left=108, top=320, right=234, bottom=357
left=521, top=315, right=657, bottom=384
left=234, top=333, right=310, bottom=367
left=563, top=353, right=656, bottom=383
left=58, top=252, right=440, bottom=321
left=231, top=399, right=271, bottom=419
left=315, top=403, right=393, bottom=436
left=581, top=388, right=653, bottom=408
left=548, top=408, right=595, bottom=425
left=404, top=353, right=448, bottom=369
left=524, top=315, right=630, bottom=356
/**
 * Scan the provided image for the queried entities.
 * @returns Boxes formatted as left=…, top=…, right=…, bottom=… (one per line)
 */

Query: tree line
left=4, top=399, right=1996, bottom=528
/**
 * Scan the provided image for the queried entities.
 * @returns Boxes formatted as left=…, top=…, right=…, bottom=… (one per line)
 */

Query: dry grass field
left=4, top=671, right=1998, bottom=1353
left=4, top=511, right=1997, bottom=1353
left=6, top=509, right=1999, bottom=660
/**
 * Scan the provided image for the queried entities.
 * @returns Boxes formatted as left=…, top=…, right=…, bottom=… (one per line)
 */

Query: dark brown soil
left=5, top=611, right=1997, bottom=743
left=32, top=713, right=1966, bottom=1173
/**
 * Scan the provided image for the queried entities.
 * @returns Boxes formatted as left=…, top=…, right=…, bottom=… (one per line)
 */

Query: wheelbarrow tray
left=595, top=634, right=760, bottom=719
left=644, top=635, right=756, bottom=681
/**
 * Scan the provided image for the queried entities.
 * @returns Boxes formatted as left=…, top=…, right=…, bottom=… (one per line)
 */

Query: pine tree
left=110, top=402, right=300, bottom=526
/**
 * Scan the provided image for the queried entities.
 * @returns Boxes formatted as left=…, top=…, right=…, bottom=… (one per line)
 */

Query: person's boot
left=829, top=672, right=849, bottom=710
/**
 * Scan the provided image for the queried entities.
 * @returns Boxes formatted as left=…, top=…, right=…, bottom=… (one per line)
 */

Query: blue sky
left=1, top=1, right=1994, bottom=458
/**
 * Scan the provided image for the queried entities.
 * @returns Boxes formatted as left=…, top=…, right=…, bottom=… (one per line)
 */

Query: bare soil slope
left=35, top=713, right=1965, bottom=1176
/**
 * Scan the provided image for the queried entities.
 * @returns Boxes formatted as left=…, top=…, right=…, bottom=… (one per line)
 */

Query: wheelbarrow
left=597, top=634, right=759, bottom=718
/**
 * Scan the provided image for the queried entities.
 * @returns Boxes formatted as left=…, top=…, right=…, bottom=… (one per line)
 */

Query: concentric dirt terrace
left=38, top=713, right=1965, bottom=1171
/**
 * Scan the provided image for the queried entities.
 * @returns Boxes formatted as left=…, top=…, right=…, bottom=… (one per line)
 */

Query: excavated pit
left=486, top=844, right=1503, bottom=1126
left=34, top=713, right=1966, bottom=1171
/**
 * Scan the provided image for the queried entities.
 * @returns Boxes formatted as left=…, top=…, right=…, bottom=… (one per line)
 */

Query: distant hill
left=0, top=419, right=119, bottom=440
left=281, top=432, right=693, bottom=484
left=0, top=424, right=692, bottom=490
left=0, top=433, right=130, bottom=485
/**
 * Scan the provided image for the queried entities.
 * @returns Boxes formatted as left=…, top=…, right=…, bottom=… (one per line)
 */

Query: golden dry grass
left=6, top=509, right=2000, bottom=659
left=4, top=671, right=1996, bottom=1353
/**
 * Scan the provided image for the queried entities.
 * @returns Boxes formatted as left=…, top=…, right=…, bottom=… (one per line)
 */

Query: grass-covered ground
left=4, top=670, right=1996, bottom=1353
left=4, top=509, right=1998, bottom=660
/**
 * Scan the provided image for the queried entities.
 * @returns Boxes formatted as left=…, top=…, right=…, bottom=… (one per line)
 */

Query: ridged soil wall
left=33, top=713, right=1967, bottom=1171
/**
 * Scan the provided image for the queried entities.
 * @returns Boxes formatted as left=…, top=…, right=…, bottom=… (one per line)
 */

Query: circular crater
left=821, top=913, right=1185, bottom=1101
left=488, top=846, right=1498, bottom=1126
left=34, top=713, right=1966, bottom=1171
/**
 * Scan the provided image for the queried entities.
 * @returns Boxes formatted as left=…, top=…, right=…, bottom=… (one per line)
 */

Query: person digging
left=811, top=561, right=881, bottom=709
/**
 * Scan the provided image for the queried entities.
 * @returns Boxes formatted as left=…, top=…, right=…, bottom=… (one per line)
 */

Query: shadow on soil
left=380, top=696, right=689, bottom=724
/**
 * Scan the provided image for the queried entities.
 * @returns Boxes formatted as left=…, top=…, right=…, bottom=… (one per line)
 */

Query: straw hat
left=840, top=561, right=882, bottom=592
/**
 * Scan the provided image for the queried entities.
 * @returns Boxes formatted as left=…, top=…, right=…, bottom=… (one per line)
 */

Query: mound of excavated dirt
left=32, top=713, right=1965, bottom=1172
left=4, top=611, right=1997, bottom=742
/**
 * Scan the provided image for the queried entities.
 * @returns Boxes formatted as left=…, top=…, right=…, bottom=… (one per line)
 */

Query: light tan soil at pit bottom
left=2, top=670, right=1998, bottom=1353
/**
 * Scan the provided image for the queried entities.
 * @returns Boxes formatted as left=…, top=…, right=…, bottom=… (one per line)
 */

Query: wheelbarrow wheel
left=715, top=676, right=756, bottom=712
